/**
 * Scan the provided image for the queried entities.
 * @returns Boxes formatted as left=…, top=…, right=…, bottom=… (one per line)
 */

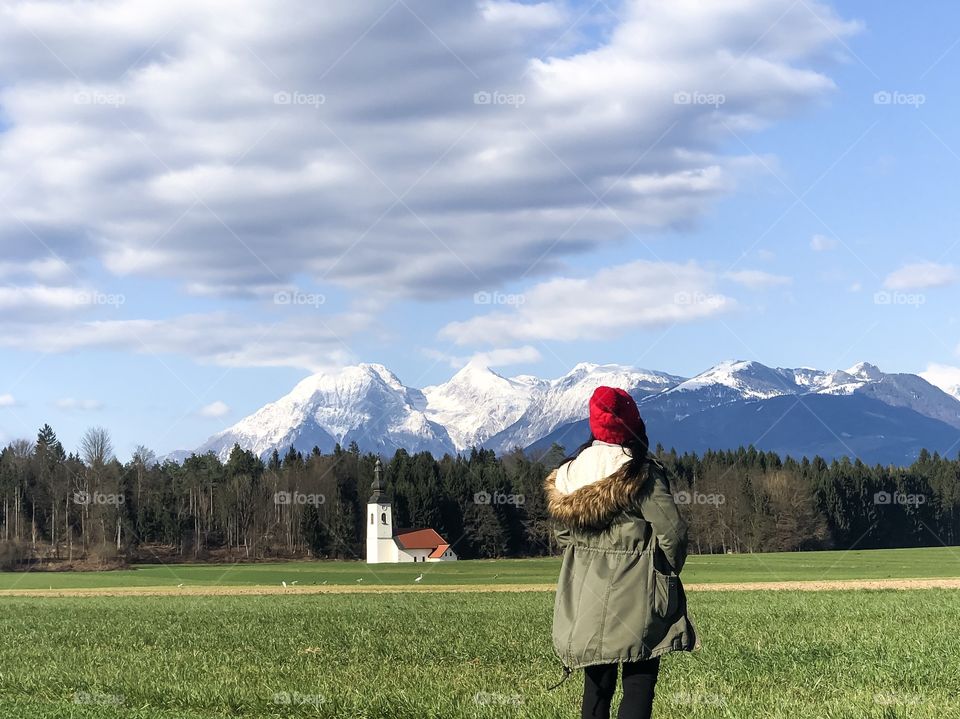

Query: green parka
left=546, top=443, right=698, bottom=670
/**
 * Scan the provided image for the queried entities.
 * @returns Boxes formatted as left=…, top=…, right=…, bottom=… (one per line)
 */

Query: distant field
left=1, top=589, right=957, bottom=718
left=1, top=546, right=959, bottom=591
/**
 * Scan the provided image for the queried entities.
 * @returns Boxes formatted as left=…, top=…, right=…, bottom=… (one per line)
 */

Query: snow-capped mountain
left=422, top=361, right=543, bottom=449
left=485, top=363, right=684, bottom=453
left=194, top=363, right=455, bottom=460
left=172, top=358, right=960, bottom=465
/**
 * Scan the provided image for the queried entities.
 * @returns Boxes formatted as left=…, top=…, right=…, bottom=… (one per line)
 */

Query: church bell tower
left=366, top=457, right=395, bottom=563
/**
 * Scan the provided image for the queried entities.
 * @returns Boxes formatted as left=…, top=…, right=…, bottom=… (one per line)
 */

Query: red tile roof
left=428, top=543, right=450, bottom=559
left=394, top=527, right=447, bottom=550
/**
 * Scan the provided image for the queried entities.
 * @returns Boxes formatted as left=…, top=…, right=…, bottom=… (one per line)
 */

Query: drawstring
left=547, top=665, right=573, bottom=691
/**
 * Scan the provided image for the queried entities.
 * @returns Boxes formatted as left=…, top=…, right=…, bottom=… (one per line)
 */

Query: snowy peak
left=845, top=362, right=884, bottom=381
left=667, top=360, right=795, bottom=401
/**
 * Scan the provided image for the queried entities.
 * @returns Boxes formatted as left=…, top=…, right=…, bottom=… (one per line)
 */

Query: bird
left=414, top=573, right=423, bottom=583
left=321, top=580, right=328, bottom=585
left=355, top=578, right=364, bottom=583
left=281, top=581, right=287, bottom=588
left=177, top=583, right=184, bottom=588
left=291, top=580, right=299, bottom=586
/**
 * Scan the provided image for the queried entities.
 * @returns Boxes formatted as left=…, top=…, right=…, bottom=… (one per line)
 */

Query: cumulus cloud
left=883, top=262, right=957, bottom=291
left=0, top=312, right=368, bottom=371
left=0, top=0, right=855, bottom=305
left=440, top=260, right=734, bottom=345
left=725, top=269, right=792, bottom=289
left=920, top=363, right=960, bottom=400
left=197, top=400, right=231, bottom=418
left=0, top=394, right=17, bottom=407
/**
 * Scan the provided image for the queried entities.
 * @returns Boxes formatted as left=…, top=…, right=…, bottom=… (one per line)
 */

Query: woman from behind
left=545, top=386, right=698, bottom=719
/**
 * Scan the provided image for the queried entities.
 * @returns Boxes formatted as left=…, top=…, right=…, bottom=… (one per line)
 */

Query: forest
left=0, top=423, right=957, bottom=568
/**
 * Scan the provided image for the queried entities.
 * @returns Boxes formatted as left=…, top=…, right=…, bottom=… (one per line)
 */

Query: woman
left=545, top=386, right=698, bottom=719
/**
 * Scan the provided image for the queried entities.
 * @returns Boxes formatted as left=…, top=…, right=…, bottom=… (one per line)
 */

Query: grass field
left=2, top=547, right=959, bottom=717
left=1, top=546, right=959, bottom=591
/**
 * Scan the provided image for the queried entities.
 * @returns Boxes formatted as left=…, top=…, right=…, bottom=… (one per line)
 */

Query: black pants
left=582, top=658, right=660, bottom=719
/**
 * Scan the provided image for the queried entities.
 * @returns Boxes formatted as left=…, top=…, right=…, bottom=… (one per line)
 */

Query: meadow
left=1, top=547, right=958, bottom=717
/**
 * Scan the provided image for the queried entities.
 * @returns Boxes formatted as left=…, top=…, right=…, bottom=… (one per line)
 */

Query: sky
left=0, top=0, right=959, bottom=460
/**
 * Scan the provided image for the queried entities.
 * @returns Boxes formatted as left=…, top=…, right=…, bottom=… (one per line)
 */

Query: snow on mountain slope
left=422, top=361, right=543, bottom=449
left=195, top=363, right=454, bottom=460
left=664, top=360, right=798, bottom=401
left=486, top=363, right=685, bottom=453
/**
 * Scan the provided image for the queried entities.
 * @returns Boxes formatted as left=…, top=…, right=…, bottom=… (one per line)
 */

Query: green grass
left=2, top=546, right=959, bottom=590
left=0, top=589, right=957, bottom=718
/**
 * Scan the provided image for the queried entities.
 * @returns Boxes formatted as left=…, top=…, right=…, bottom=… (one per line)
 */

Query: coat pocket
left=653, top=570, right=679, bottom=618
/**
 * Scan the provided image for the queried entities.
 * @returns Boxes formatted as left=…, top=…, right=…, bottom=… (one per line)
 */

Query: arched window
left=381, top=512, right=387, bottom=524
left=370, top=513, right=373, bottom=525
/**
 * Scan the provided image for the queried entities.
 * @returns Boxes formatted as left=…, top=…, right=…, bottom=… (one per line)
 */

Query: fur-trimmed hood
left=545, top=441, right=648, bottom=530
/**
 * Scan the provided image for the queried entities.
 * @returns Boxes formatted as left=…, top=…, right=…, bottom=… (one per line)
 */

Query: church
left=366, top=458, right=458, bottom=564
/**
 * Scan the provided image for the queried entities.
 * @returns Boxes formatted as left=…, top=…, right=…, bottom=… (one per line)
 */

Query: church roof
left=428, top=543, right=450, bottom=559
left=394, top=527, right=447, bottom=550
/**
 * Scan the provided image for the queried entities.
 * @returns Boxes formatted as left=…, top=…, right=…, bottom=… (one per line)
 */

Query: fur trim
left=545, top=460, right=649, bottom=530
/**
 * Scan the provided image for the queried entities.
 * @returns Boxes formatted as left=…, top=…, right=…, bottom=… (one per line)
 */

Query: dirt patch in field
left=1, top=577, right=960, bottom=598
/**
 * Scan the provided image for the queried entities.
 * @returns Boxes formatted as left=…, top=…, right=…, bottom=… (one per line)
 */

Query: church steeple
left=368, top=457, right=388, bottom=503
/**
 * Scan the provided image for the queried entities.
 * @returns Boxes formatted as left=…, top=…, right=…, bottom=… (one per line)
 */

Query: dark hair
left=559, top=426, right=650, bottom=481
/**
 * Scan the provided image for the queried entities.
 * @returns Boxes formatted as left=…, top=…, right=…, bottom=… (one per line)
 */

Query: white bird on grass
left=291, top=580, right=299, bottom=586
left=177, top=583, right=184, bottom=588
left=282, top=581, right=287, bottom=588
left=414, top=573, right=424, bottom=583
left=355, top=578, right=364, bottom=583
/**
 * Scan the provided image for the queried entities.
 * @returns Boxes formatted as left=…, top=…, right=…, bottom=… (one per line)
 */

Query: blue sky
left=1, top=0, right=959, bottom=459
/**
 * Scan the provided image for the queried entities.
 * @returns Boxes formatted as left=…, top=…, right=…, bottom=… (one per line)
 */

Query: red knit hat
left=588, top=386, right=645, bottom=445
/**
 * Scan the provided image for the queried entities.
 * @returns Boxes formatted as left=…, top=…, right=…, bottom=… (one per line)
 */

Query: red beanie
left=588, top=386, right=645, bottom=445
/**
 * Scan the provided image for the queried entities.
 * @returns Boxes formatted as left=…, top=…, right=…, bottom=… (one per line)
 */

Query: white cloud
left=0, top=0, right=856, bottom=304
left=440, top=260, right=734, bottom=346
left=0, top=311, right=368, bottom=372
left=56, top=398, right=103, bottom=411
left=883, top=262, right=958, bottom=290
left=197, top=400, right=231, bottom=418
left=0, top=394, right=16, bottom=407
left=920, top=363, right=960, bottom=400
left=810, top=234, right=837, bottom=251
left=725, top=269, right=792, bottom=289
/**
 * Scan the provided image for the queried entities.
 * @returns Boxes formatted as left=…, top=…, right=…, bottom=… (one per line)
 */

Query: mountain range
left=169, top=360, right=960, bottom=466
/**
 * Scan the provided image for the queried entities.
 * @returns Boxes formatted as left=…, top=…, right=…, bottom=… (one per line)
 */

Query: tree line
left=0, top=424, right=957, bottom=568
